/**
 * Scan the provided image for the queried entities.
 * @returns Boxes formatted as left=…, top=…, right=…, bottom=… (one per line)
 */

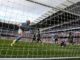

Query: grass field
left=0, top=39, right=80, bottom=58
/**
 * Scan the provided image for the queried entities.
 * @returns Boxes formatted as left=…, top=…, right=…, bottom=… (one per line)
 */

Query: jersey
left=18, top=28, right=23, bottom=35
left=20, top=23, right=30, bottom=31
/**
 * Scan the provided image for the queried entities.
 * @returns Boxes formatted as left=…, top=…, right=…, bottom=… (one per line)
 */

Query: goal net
left=0, top=0, right=80, bottom=58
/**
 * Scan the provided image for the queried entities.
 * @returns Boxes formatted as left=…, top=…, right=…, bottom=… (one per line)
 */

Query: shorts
left=33, top=38, right=36, bottom=41
left=16, top=36, right=22, bottom=42
left=37, top=38, right=41, bottom=41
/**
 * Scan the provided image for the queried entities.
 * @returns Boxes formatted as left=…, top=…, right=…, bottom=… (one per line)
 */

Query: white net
left=0, top=0, right=80, bottom=58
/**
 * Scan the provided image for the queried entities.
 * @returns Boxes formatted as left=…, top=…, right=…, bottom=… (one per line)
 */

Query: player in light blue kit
left=11, top=20, right=30, bottom=46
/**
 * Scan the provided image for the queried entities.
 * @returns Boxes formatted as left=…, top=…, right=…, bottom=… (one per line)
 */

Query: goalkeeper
left=11, top=20, right=30, bottom=46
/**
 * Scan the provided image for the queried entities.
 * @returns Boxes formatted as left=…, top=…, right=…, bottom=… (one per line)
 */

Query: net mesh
left=0, top=0, right=80, bottom=58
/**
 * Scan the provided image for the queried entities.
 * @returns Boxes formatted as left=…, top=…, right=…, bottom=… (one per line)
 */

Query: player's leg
left=36, top=38, right=39, bottom=43
left=39, top=39, right=42, bottom=43
left=37, top=38, right=42, bottom=43
left=11, top=36, right=22, bottom=46
left=32, top=37, right=36, bottom=42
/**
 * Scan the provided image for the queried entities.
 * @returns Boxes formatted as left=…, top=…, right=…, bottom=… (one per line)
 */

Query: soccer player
left=36, top=28, right=41, bottom=43
left=60, top=40, right=66, bottom=47
left=11, top=20, right=30, bottom=46
left=11, top=24, right=24, bottom=46
left=68, top=32, right=74, bottom=44
left=32, top=33, right=36, bottom=42
left=54, top=34, right=58, bottom=44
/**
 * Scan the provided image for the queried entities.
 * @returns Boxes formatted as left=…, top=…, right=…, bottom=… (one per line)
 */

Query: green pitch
left=0, top=39, right=80, bottom=58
